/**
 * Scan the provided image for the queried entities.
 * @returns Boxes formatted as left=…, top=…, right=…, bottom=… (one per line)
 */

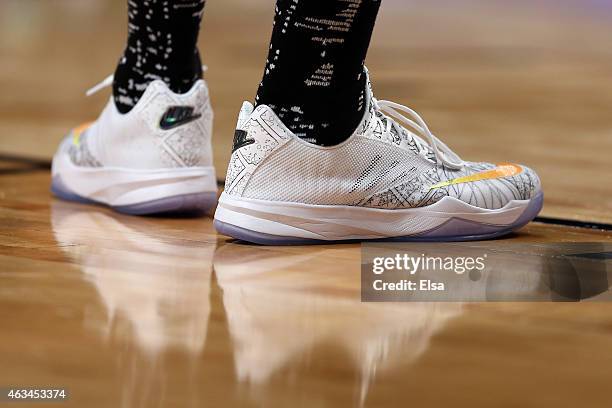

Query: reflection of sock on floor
left=255, top=0, right=382, bottom=146
left=113, top=0, right=207, bottom=114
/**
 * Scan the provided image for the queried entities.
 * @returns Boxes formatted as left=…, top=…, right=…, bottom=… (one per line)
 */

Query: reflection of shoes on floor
left=215, top=69, right=543, bottom=244
left=213, top=243, right=462, bottom=403
left=51, top=201, right=214, bottom=354
left=51, top=77, right=217, bottom=215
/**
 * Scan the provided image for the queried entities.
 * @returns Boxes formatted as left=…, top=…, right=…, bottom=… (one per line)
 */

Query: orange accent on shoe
left=71, top=122, right=94, bottom=146
left=430, top=163, right=524, bottom=190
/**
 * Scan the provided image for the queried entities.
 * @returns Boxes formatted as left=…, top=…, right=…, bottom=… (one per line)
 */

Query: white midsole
left=52, top=153, right=217, bottom=206
left=214, top=192, right=531, bottom=240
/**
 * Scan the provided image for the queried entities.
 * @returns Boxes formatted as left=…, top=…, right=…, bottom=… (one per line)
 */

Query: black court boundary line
left=534, top=217, right=612, bottom=232
left=0, top=153, right=52, bottom=169
left=2, top=154, right=611, bottom=232
left=0, top=168, right=50, bottom=176
left=0, top=153, right=51, bottom=175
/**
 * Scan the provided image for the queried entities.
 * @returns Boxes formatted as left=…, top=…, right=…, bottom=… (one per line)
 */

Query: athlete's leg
left=255, top=0, right=382, bottom=146
left=113, top=0, right=208, bottom=113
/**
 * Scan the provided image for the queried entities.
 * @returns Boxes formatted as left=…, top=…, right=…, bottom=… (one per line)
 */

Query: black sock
left=113, top=0, right=207, bottom=114
left=255, top=0, right=382, bottom=146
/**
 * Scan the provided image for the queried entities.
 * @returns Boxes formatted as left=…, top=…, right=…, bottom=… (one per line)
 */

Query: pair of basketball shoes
left=52, top=70, right=543, bottom=244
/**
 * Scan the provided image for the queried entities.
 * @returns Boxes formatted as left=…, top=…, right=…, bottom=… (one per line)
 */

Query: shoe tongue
left=355, top=68, right=378, bottom=136
left=361, top=68, right=437, bottom=162
left=373, top=110, right=432, bottom=158
left=387, top=113, right=437, bottom=161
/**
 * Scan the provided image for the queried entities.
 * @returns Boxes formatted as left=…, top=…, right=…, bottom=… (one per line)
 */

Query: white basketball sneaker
left=214, top=70, right=543, bottom=244
left=52, top=77, right=217, bottom=215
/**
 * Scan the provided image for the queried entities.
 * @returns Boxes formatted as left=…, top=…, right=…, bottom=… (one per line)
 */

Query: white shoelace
left=86, top=75, right=114, bottom=97
left=373, top=98, right=464, bottom=170
left=85, top=65, right=209, bottom=97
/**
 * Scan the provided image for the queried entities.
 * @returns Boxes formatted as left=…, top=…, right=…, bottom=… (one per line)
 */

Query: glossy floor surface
left=1, top=171, right=612, bottom=408
left=1, top=1, right=612, bottom=407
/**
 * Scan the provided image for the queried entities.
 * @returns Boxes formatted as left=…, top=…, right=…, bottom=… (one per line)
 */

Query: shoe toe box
left=517, top=164, right=542, bottom=200
left=444, top=162, right=542, bottom=209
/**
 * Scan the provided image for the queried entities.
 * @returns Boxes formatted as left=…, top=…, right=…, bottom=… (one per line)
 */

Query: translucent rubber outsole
left=214, top=192, right=544, bottom=245
left=51, top=175, right=217, bottom=216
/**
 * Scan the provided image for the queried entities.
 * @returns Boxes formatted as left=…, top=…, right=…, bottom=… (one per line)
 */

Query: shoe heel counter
left=223, top=103, right=290, bottom=197
left=160, top=82, right=214, bottom=168
left=165, top=104, right=214, bottom=168
left=138, top=80, right=214, bottom=169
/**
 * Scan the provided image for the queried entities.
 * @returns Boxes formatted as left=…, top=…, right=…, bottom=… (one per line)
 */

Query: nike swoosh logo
left=232, top=129, right=255, bottom=153
left=160, top=106, right=202, bottom=130
left=430, top=163, right=523, bottom=190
